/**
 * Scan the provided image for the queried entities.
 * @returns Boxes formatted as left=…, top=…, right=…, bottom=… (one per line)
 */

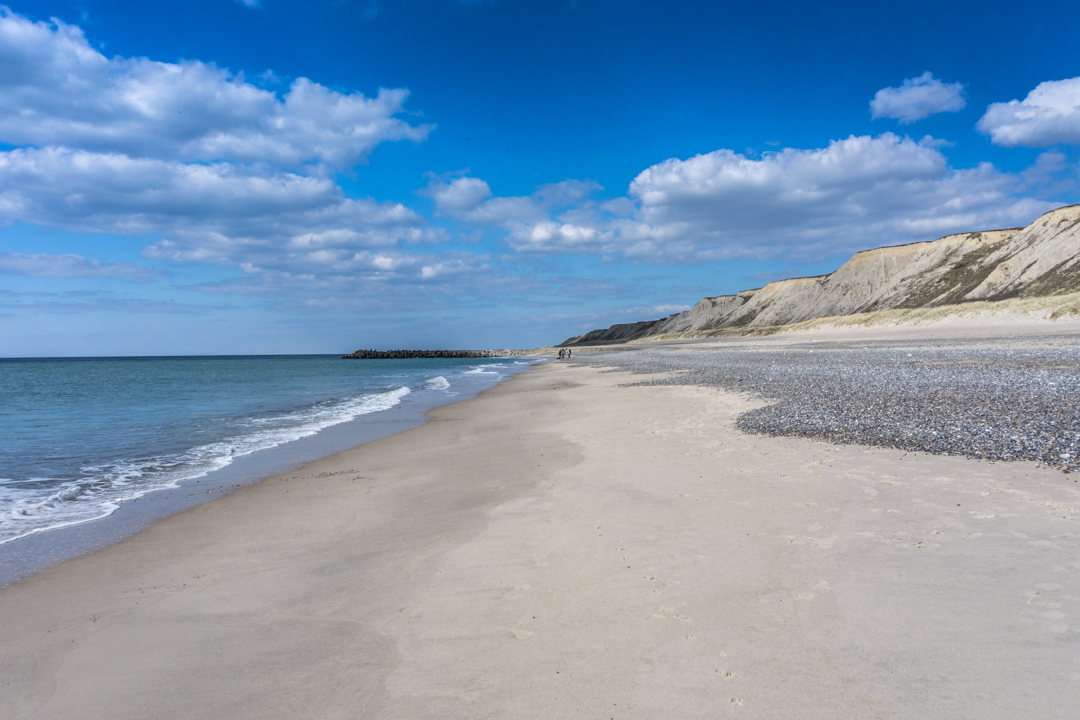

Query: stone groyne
left=342, top=349, right=525, bottom=360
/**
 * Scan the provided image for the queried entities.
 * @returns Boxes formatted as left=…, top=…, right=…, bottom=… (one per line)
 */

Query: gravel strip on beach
left=572, top=336, right=1080, bottom=474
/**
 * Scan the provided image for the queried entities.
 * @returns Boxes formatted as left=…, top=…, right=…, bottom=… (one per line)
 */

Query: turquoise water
left=0, top=355, right=528, bottom=544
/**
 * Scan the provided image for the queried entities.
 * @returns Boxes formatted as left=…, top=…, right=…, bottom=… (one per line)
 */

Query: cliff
left=562, top=203, right=1080, bottom=346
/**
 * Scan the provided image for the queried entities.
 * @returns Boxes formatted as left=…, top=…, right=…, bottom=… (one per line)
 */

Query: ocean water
left=0, top=355, right=529, bottom=545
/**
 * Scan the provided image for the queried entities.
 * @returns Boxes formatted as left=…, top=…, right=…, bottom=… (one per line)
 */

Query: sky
left=0, top=0, right=1078, bottom=356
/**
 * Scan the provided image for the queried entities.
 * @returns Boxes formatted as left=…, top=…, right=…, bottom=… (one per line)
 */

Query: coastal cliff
left=562, top=203, right=1080, bottom=345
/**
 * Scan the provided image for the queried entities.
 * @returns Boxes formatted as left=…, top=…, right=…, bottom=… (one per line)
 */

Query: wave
left=464, top=367, right=500, bottom=376
left=0, top=386, right=410, bottom=545
left=424, top=376, right=451, bottom=391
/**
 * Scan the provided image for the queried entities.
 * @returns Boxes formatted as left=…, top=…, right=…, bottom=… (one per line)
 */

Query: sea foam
left=424, top=376, right=451, bottom=391
left=0, top=386, right=410, bottom=544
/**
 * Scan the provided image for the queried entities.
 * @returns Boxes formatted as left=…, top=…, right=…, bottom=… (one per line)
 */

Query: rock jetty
left=342, top=349, right=522, bottom=360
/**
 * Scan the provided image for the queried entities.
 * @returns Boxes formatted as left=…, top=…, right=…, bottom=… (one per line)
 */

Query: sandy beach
left=3, top=338, right=1080, bottom=718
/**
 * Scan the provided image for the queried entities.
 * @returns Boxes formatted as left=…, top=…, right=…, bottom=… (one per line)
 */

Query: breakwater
left=342, top=349, right=523, bottom=360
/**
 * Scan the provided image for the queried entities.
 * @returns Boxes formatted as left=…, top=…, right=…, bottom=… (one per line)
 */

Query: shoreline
left=573, top=331, right=1080, bottom=474
left=0, top=360, right=537, bottom=588
left=3, top=343, right=1080, bottom=717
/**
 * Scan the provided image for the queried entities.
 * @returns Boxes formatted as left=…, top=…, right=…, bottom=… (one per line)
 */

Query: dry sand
left=2, top=354, right=1080, bottom=718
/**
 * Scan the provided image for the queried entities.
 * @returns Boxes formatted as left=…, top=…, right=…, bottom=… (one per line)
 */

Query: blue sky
left=1, top=0, right=1078, bottom=356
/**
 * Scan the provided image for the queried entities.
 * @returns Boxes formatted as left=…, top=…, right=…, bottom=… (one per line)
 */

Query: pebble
left=572, top=336, right=1080, bottom=474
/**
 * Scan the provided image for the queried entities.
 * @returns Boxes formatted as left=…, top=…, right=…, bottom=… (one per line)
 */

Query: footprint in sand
left=785, top=535, right=840, bottom=549
left=799, top=579, right=832, bottom=599
left=503, top=584, right=531, bottom=599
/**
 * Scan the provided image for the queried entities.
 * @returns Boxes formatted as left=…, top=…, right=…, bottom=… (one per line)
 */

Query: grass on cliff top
left=632, top=291, right=1080, bottom=343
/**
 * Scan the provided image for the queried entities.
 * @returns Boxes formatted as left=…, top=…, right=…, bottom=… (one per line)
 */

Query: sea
left=0, top=355, right=532, bottom=555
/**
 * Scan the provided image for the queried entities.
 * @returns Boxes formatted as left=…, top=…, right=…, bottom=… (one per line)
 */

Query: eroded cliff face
left=965, top=204, right=1080, bottom=300
left=562, top=204, right=1080, bottom=346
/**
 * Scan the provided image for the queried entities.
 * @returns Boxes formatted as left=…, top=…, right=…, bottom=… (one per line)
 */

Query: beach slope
left=2, top=360, right=1079, bottom=718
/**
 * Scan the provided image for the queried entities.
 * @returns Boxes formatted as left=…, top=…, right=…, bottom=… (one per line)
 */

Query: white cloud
left=428, top=175, right=493, bottom=214
left=0, top=146, right=505, bottom=299
left=450, top=178, right=609, bottom=253
left=191, top=250, right=494, bottom=300
left=0, top=147, right=340, bottom=229
left=0, top=5, right=1064, bottom=309
left=0, top=252, right=164, bottom=279
left=424, top=174, right=602, bottom=228
left=0, top=147, right=449, bottom=279
left=0, top=8, right=431, bottom=169
left=485, top=134, right=1057, bottom=262
left=508, top=220, right=608, bottom=253
left=0, top=10, right=493, bottom=298
left=870, top=72, right=966, bottom=124
left=977, top=76, right=1080, bottom=147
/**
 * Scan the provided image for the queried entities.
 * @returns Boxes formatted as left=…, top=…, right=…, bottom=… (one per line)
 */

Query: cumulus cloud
left=977, top=76, right=1080, bottom=147
left=424, top=174, right=602, bottom=233
left=508, top=220, right=609, bottom=254
left=0, top=10, right=494, bottom=298
left=0, top=252, right=164, bottom=279
left=0, top=5, right=1064, bottom=308
left=427, top=175, right=493, bottom=214
left=0, top=147, right=454, bottom=286
left=870, top=72, right=966, bottom=124
left=459, top=179, right=610, bottom=253
left=0, top=8, right=431, bottom=168
left=485, top=134, right=1056, bottom=262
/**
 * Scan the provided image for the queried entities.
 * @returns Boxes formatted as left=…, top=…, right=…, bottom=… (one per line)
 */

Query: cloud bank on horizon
left=0, top=2, right=1078, bottom=353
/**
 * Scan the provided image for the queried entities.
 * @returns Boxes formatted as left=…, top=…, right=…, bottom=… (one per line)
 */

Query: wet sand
left=2, top=352, right=1079, bottom=718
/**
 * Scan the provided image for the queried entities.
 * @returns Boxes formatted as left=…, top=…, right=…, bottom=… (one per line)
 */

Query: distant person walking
left=558, top=349, right=565, bottom=359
